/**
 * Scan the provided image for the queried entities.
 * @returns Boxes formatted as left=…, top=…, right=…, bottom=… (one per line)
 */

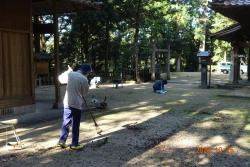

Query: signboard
left=36, top=62, right=49, bottom=74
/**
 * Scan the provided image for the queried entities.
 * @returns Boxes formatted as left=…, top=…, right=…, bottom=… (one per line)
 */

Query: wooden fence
left=35, top=74, right=54, bottom=87
left=35, top=69, right=161, bottom=86
left=88, top=72, right=115, bottom=82
left=122, top=69, right=151, bottom=82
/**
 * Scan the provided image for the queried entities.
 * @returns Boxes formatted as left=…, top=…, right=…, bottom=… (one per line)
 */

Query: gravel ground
left=0, top=72, right=250, bottom=167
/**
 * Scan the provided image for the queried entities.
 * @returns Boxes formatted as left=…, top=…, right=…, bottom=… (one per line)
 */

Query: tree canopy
left=42, top=0, right=236, bottom=77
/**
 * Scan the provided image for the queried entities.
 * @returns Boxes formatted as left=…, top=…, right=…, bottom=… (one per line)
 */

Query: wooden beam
left=30, top=0, right=35, bottom=102
left=0, top=28, right=30, bottom=34
left=150, top=49, right=171, bottom=52
left=33, top=23, right=54, bottom=34
left=32, top=0, right=48, bottom=3
left=34, top=16, right=41, bottom=52
left=238, top=41, right=250, bottom=48
left=0, top=31, right=3, bottom=99
left=53, top=0, right=61, bottom=109
left=233, top=43, right=239, bottom=84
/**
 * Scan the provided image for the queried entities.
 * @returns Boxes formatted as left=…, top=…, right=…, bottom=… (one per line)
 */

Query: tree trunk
left=223, top=51, right=227, bottom=62
left=81, top=24, right=91, bottom=64
left=134, top=0, right=142, bottom=83
left=105, top=18, right=109, bottom=72
left=176, top=55, right=182, bottom=72
left=198, top=2, right=207, bottom=72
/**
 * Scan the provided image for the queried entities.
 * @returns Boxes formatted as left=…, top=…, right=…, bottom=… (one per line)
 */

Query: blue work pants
left=59, top=105, right=82, bottom=147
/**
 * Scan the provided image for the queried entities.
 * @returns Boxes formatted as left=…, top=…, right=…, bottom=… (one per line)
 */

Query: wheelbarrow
left=113, top=79, right=123, bottom=89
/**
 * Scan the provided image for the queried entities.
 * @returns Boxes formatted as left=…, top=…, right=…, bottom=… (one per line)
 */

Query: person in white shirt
left=57, top=63, right=92, bottom=150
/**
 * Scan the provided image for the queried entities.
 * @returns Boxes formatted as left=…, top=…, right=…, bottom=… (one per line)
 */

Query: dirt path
left=0, top=80, right=250, bottom=167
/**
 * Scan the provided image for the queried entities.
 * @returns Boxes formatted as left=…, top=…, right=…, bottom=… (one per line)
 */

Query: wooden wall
left=0, top=0, right=34, bottom=109
left=0, top=0, right=30, bottom=31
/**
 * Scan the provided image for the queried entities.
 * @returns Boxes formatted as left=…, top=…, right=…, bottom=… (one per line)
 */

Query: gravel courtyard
left=0, top=72, right=250, bottom=167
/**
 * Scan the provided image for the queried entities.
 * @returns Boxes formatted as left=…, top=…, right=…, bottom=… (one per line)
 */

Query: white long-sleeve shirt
left=60, top=70, right=89, bottom=110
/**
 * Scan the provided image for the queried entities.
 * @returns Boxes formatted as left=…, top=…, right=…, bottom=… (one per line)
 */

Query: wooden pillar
left=232, top=43, right=239, bottom=84
left=29, top=0, right=35, bottom=102
left=34, top=16, right=41, bottom=53
left=167, top=44, right=170, bottom=80
left=151, top=42, right=156, bottom=81
left=34, top=16, right=40, bottom=87
left=53, top=0, right=61, bottom=109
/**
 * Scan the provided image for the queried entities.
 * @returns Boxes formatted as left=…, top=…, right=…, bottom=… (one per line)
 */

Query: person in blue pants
left=57, top=63, right=92, bottom=150
left=153, top=80, right=167, bottom=94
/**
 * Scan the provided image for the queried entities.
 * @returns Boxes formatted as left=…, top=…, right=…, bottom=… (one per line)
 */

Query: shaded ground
left=0, top=72, right=250, bottom=167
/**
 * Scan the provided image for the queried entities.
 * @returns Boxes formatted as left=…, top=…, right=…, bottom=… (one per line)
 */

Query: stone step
left=213, top=84, right=244, bottom=89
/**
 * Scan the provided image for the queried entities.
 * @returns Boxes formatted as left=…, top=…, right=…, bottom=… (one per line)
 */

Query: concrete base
left=0, top=104, right=36, bottom=119
left=199, top=85, right=209, bottom=89
left=13, top=104, right=36, bottom=116
left=52, top=102, right=64, bottom=109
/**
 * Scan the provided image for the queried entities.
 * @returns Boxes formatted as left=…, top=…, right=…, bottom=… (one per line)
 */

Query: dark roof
left=209, top=0, right=250, bottom=6
left=209, top=0, right=250, bottom=47
left=210, top=23, right=242, bottom=41
left=210, top=23, right=250, bottom=47
left=209, top=0, right=250, bottom=23
left=33, top=0, right=102, bottom=16
left=34, top=52, right=54, bottom=60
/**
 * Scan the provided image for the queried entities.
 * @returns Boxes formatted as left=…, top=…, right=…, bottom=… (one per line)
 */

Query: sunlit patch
left=178, top=99, right=187, bottom=103
left=208, top=102, right=219, bottom=106
left=209, top=136, right=227, bottom=145
left=133, top=88, right=146, bottom=90
left=236, top=136, right=250, bottom=149
left=136, top=107, right=148, bottom=111
left=244, top=124, right=250, bottom=131
left=167, top=99, right=187, bottom=105
left=136, top=107, right=162, bottom=113
left=197, top=157, right=210, bottom=165
left=90, top=83, right=136, bottom=89
left=195, top=121, right=214, bottom=128
left=218, top=110, right=234, bottom=114
left=39, top=158, right=53, bottom=165
left=181, top=93, right=195, bottom=96
left=219, top=109, right=248, bottom=116
left=165, top=131, right=203, bottom=147
left=138, top=101, right=149, bottom=105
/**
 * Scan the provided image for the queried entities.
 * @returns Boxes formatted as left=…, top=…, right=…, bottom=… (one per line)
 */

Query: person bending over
left=153, top=80, right=167, bottom=94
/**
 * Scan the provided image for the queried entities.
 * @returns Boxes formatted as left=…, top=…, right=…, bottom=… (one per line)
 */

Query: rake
left=83, top=97, right=102, bottom=135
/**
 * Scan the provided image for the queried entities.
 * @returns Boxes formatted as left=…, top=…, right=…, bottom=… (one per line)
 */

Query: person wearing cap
left=153, top=80, right=167, bottom=94
left=57, top=63, right=92, bottom=150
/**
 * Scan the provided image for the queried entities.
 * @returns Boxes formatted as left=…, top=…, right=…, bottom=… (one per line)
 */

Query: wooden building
left=209, top=0, right=250, bottom=83
left=34, top=52, right=54, bottom=86
left=0, top=0, right=101, bottom=118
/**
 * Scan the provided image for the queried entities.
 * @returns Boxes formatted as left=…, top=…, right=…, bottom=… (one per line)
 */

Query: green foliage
left=208, top=12, right=236, bottom=64
left=41, top=0, right=235, bottom=73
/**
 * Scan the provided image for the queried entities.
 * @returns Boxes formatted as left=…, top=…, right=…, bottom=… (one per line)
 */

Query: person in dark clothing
left=153, top=80, right=167, bottom=94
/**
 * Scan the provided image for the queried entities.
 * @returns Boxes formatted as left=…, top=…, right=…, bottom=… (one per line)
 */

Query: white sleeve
left=58, top=71, right=70, bottom=84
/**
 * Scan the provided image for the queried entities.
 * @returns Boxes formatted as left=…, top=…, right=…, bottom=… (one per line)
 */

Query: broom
left=83, top=96, right=102, bottom=135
